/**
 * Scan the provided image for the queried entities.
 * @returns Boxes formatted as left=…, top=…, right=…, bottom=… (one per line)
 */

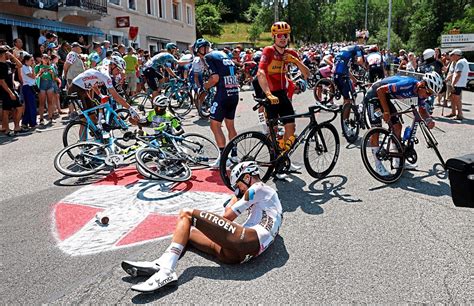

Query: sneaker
left=131, top=269, right=178, bottom=293
left=228, top=156, right=240, bottom=164
left=121, top=260, right=160, bottom=277
left=39, top=119, right=45, bottom=126
left=375, top=163, right=390, bottom=176
left=404, top=162, right=418, bottom=170
left=275, top=172, right=288, bottom=180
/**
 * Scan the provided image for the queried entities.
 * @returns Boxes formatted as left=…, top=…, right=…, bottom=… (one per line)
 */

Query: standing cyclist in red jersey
left=257, top=21, right=310, bottom=153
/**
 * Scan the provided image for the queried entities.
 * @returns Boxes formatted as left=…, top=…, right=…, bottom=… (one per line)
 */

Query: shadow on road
left=53, top=173, right=109, bottom=186
left=369, top=163, right=451, bottom=198
left=126, top=236, right=289, bottom=303
left=274, top=174, right=362, bottom=215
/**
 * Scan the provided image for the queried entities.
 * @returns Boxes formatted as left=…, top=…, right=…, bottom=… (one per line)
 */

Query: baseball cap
left=71, top=42, right=84, bottom=48
left=449, top=49, right=462, bottom=56
left=0, top=45, right=13, bottom=53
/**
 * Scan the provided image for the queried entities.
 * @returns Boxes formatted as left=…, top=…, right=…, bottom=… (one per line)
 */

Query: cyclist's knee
left=179, top=208, right=193, bottom=219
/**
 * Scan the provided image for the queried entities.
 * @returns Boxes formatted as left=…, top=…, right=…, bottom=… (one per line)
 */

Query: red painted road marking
left=53, top=168, right=232, bottom=256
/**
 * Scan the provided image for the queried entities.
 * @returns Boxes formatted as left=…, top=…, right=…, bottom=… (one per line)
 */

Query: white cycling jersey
left=192, top=57, right=207, bottom=74
left=231, top=182, right=283, bottom=255
left=72, top=68, right=114, bottom=90
left=367, top=52, right=382, bottom=66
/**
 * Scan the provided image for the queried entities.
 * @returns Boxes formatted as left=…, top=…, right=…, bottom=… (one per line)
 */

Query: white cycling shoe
left=131, top=269, right=178, bottom=293
left=121, top=260, right=160, bottom=277
left=375, top=163, right=390, bottom=176
left=405, top=162, right=418, bottom=170
left=289, top=162, right=302, bottom=172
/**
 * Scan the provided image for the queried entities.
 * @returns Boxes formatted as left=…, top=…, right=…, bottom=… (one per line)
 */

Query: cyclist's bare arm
left=109, top=87, right=130, bottom=109
left=165, top=67, right=178, bottom=79
left=376, top=85, right=391, bottom=117
left=257, top=68, right=271, bottom=96
left=204, top=74, right=219, bottom=90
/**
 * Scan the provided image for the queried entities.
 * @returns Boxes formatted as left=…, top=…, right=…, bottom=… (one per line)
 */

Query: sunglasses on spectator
left=276, top=34, right=289, bottom=39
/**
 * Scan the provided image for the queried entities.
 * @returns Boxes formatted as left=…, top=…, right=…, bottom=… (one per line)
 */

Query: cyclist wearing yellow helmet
left=257, top=21, right=310, bottom=151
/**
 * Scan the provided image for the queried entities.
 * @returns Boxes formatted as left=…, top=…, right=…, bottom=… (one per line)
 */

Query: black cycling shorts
left=210, top=95, right=239, bottom=122
left=334, top=74, right=352, bottom=99
left=364, top=85, right=400, bottom=127
left=368, top=65, right=385, bottom=83
left=191, top=209, right=260, bottom=262
left=67, top=84, right=95, bottom=110
left=143, top=67, right=163, bottom=91
left=264, top=90, right=295, bottom=124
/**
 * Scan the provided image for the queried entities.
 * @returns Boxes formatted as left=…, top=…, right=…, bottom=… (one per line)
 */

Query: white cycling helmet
left=152, top=95, right=169, bottom=108
left=230, top=161, right=259, bottom=189
left=422, top=71, right=443, bottom=94
left=422, top=48, right=435, bottom=60
left=110, top=55, right=126, bottom=71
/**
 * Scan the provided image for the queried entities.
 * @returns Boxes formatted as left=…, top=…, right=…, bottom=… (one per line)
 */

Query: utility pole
left=387, top=0, right=392, bottom=50
left=364, top=0, right=368, bottom=30
left=274, top=0, right=279, bottom=22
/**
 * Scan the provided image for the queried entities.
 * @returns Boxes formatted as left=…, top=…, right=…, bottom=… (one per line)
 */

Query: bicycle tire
left=54, top=141, right=108, bottom=177
left=178, top=133, right=219, bottom=167
left=341, top=103, right=360, bottom=143
left=63, top=120, right=102, bottom=148
left=313, top=78, right=335, bottom=104
left=196, top=91, right=212, bottom=119
left=303, top=123, right=340, bottom=179
left=167, top=88, right=193, bottom=117
left=131, top=93, right=153, bottom=112
left=136, top=148, right=192, bottom=182
left=360, top=127, right=404, bottom=184
left=219, top=131, right=276, bottom=190
left=420, top=122, right=446, bottom=168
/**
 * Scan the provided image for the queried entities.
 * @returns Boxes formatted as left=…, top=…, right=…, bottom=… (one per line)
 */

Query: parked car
left=467, top=62, right=474, bottom=90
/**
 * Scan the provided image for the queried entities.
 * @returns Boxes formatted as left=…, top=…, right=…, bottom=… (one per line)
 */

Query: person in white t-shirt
left=21, top=54, right=37, bottom=129
left=445, top=49, right=469, bottom=121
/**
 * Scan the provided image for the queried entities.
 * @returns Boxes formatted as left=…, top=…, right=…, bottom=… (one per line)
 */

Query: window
left=186, top=4, right=193, bottom=25
left=147, top=0, right=156, bottom=15
left=128, top=0, right=136, bottom=10
left=172, top=1, right=181, bottom=20
left=108, top=0, right=120, bottom=5
left=158, top=0, right=166, bottom=18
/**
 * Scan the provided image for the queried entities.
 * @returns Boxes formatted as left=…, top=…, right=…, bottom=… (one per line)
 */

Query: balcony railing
left=61, top=0, right=107, bottom=14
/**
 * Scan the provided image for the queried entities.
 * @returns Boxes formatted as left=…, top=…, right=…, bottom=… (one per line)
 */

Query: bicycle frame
left=78, top=102, right=129, bottom=137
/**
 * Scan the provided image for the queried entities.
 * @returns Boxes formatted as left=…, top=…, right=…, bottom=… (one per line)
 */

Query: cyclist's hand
left=283, top=53, right=300, bottom=65
left=266, top=93, right=279, bottom=105
left=383, top=112, right=390, bottom=123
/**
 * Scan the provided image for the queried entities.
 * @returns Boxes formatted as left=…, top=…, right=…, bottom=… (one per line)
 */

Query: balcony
left=58, top=0, right=107, bottom=21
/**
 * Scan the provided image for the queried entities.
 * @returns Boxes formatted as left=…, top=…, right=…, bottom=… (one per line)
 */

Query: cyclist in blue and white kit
left=121, top=161, right=283, bottom=293
left=364, top=71, right=443, bottom=175
left=143, top=43, right=184, bottom=99
left=202, top=46, right=240, bottom=166
left=334, top=45, right=365, bottom=119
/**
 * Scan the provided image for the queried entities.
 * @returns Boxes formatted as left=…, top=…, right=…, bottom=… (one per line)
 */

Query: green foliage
left=244, top=3, right=260, bottom=22
left=443, top=7, right=474, bottom=34
left=368, top=27, right=405, bottom=52
left=196, top=3, right=224, bottom=37
left=248, top=23, right=264, bottom=42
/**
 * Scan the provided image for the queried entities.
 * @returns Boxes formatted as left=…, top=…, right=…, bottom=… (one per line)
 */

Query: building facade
left=0, top=0, right=195, bottom=53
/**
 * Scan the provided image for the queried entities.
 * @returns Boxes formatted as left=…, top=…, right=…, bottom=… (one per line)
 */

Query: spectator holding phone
left=35, top=54, right=57, bottom=125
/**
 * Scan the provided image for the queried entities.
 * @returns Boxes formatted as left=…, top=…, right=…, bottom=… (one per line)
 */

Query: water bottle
left=403, top=126, right=412, bottom=141
left=358, top=103, right=363, bottom=114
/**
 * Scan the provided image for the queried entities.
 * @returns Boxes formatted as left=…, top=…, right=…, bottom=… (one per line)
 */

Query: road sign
left=441, top=34, right=474, bottom=48
left=52, top=168, right=231, bottom=256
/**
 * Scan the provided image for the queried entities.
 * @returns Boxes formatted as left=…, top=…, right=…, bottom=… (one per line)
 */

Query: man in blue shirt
left=201, top=45, right=240, bottom=167
left=364, top=72, right=443, bottom=175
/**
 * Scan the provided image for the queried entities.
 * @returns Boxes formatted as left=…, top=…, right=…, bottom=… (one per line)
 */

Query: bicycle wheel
left=361, top=127, right=405, bottom=184
left=167, top=88, right=193, bottom=117
left=130, top=93, right=152, bottom=112
left=63, top=120, right=102, bottom=148
left=136, top=148, right=191, bottom=182
left=54, top=142, right=108, bottom=177
left=303, top=123, right=340, bottom=179
left=313, top=78, right=335, bottom=104
left=420, top=122, right=446, bottom=168
left=340, top=103, right=360, bottom=143
left=219, top=131, right=275, bottom=190
left=196, top=91, right=213, bottom=119
left=178, top=133, right=219, bottom=167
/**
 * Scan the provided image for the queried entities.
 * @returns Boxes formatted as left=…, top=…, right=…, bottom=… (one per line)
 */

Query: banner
left=129, top=27, right=139, bottom=41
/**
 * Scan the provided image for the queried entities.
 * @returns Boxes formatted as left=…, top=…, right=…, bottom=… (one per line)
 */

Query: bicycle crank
left=105, top=154, right=124, bottom=167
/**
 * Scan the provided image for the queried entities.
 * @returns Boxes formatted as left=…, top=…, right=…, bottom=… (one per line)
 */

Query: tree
left=196, top=3, right=224, bottom=37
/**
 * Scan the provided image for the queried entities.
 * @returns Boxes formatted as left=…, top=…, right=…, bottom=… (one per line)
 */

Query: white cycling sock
left=371, top=147, right=382, bottom=167
left=155, top=242, right=184, bottom=272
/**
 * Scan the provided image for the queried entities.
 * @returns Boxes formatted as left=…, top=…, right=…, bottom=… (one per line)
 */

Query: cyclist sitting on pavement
left=257, top=21, right=310, bottom=155
left=364, top=72, right=443, bottom=175
left=138, top=95, right=183, bottom=136
left=121, top=161, right=283, bottom=293
left=68, top=55, right=139, bottom=121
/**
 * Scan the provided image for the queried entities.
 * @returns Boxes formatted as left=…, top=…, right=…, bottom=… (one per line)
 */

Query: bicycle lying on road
left=219, top=97, right=341, bottom=190
left=360, top=101, right=446, bottom=184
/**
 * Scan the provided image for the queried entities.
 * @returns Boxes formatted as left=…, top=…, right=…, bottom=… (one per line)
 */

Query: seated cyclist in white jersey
left=121, top=161, right=283, bottom=293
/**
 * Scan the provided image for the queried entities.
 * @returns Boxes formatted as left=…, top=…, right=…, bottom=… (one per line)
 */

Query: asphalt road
left=1, top=88, right=473, bottom=303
